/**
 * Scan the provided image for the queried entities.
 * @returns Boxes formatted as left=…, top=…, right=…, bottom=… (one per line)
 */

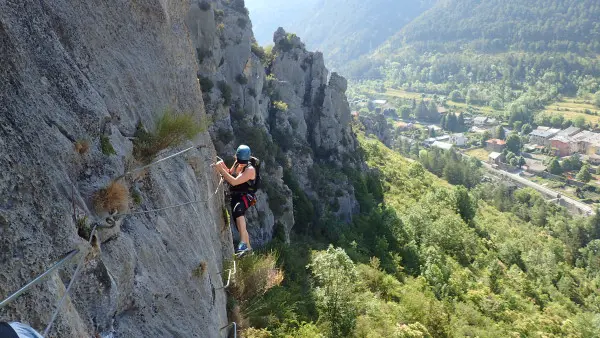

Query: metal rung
left=0, top=249, right=81, bottom=309
left=220, top=322, right=237, bottom=338
left=217, top=260, right=236, bottom=290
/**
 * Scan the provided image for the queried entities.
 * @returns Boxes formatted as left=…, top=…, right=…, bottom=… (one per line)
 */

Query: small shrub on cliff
left=193, top=261, right=208, bottom=278
left=218, top=80, right=233, bottom=106
left=133, top=110, right=207, bottom=162
left=272, top=101, right=288, bottom=112
left=236, top=73, right=248, bottom=85
left=198, top=0, right=211, bottom=11
left=93, top=181, right=129, bottom=214
left=228, top=253, right=283, bottom=309
left=196, top=47, right=213, bottom=64
left=100, top=135, right=116, bottom=156
left=236, top=17, right=247, bottom=29
left=74, top=140, right=90, bottom=155
left=214, top=9, right=225, bottom=22
left=198, top=75, right=214, bottom=93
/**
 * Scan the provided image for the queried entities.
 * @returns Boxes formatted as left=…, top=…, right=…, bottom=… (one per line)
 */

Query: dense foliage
left=347, top=0, right=600, bottom=128
left=244, top=134, right=600, bottom=337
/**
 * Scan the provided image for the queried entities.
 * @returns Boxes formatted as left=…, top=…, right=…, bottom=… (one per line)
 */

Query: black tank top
left=229, top=164, right=255, bottom=193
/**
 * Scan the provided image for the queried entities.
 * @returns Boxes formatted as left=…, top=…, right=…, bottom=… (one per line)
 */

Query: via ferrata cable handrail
left=115, top=144, right=206, bottom=181
left=106, top=176, right=223, bottom=221
left=0, top=249, right=81, bottom=309
left=42, top=223, right=99, bottom=337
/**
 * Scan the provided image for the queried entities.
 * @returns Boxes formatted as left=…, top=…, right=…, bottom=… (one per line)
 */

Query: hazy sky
left=244, top=0, right=320, bottom=45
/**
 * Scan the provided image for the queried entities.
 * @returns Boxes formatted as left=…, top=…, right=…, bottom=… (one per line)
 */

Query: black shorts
left=231, top=193, right=250, bottom=219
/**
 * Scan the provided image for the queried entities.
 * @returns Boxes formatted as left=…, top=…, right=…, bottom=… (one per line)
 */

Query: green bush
left=198, top=75, right=214, bottom=93
left=236, top=73, right=248, bottom=85
left=133, top=110, right=207, bottom=162
left=217, top=80, right=232, bottom=106
left=196, top=48, right=213, bottom=64
left=273, top=101, right=289, bottom=112
left=248, top=88, right=257, bottom=97
left=213, top=9, right=224, bottom=22
left=100, top=135, right=116, bottom=155
left=198, top=0, right=211, bottom=11
left=236, top=17, right=247, bottom=29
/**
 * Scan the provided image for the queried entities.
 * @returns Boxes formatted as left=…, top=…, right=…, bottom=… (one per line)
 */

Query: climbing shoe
left=235, top=242, right=252, bottom=257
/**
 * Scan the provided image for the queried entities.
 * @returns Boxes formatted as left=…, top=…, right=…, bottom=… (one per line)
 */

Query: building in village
left=488, top=152, right=502, bottom=165
left=432, top=141, right=454, bottom=151
left=485, top=138, right=506, bottom=152
left=529, top=127, right=561, bottom=146
left=449, top=133, right=467, bottom=146
left=549, top=135, right=571, bottom=157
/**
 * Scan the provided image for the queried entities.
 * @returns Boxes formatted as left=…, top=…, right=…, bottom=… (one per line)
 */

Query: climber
left=0, top=322, right=43, bottom=338
left=214, top=145, right=258, bottom=256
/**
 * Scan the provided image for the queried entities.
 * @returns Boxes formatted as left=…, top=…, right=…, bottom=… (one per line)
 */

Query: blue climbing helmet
left=235, top=145, right=251, bottom=162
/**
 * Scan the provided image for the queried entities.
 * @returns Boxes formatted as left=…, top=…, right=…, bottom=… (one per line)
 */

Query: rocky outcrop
left=0, top=1, right=229, bottom=337
left=0, top=0, right=363, bottom=336
left=187, top=2, right=362, bottom=238
left=360, top=113, right=393, bottom=147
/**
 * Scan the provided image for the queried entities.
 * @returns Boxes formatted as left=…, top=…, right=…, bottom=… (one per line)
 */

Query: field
left=371, top=88, right=503, bottom=117
left=543, top=97, right=600, bottom=124
left=465, top=148, right=490, bottom=161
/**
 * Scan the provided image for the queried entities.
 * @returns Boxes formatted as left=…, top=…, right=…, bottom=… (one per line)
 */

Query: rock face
left=0, top=1, right=230, bottom=337
left=187, top=1, right=362, bottom=242
left=0, top=0, right=362, bottom=336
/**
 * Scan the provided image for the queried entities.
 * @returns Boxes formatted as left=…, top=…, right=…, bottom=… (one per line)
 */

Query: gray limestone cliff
left=1, top=1, right=229, bottom=337
left=0, top=0, right=362, bottom=336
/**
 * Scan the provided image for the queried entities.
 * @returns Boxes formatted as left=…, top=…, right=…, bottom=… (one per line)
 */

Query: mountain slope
left=297, top=0, right=435, bottom=70
left=349, top=0, right=600, bottom=126
left=245, top=0, right=319, bottom=45
left=379, top=0, right=600, bottom=55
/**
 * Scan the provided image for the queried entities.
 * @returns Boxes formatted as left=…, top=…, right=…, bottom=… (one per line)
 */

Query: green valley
left=238, top=134, right=600, bottom=337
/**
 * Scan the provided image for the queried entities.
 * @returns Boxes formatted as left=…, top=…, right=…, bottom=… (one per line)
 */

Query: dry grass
left=74, top=140, right=90, bottom=154
left=466, top=148, right=491, bottom=162
left=193, top=261, right=208, bottom=278
left=93, top=181, right=129, bottom=214
left=228, top=253, right=283, bottom=317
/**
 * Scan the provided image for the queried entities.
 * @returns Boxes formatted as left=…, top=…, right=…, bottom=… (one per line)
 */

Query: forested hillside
left=380, top=0, right=600, bottom=54
left=238, top=133, right=600, bottom=337
left=349, top=0, right=600, bottom=127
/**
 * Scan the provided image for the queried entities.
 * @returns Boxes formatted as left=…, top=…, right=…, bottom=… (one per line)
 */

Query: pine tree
left=495, top=126, right=506, bottom=140
left=457, top=112, right=465, bottom=131
left=577, top=164, right=592, bottom=183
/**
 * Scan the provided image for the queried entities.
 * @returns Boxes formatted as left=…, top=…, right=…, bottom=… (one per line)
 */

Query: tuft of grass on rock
left=74, top=140, right=90, bottom=155
left=93, top=181, right=129, bottom=214
left=193, top=261, right=208, bottom=278
left=133, top=110, right=208, bottom=162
